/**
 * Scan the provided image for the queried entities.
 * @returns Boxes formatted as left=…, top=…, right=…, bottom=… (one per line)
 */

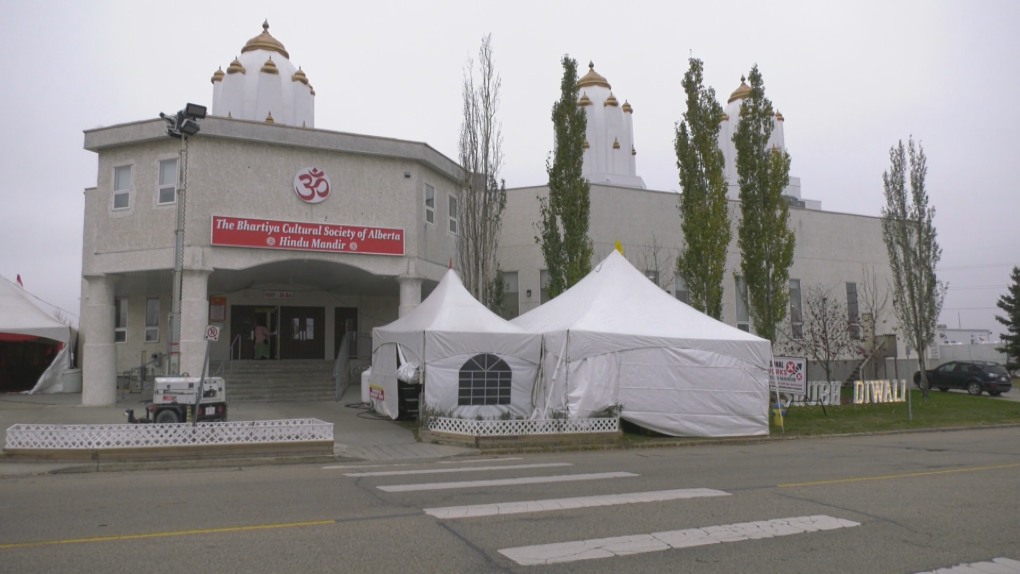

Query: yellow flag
left=615, top=240, right=624, bottom=255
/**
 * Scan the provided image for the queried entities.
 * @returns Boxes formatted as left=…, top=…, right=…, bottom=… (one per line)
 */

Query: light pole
left=159, top=104, right=206, bottom=376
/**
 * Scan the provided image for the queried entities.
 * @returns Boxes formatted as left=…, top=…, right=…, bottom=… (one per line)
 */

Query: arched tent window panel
left=458, top=353, right=512, bottom=406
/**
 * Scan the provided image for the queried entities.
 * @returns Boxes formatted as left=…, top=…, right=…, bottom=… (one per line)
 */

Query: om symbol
left=293, top=167, right=331, bottom=204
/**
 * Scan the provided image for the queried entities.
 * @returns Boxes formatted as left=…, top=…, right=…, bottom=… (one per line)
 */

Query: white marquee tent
left=369, top=269, right=542, bottom=420
left=0, top=275, right=75, bottom=394
left=512, top=251, right=772, bottom=437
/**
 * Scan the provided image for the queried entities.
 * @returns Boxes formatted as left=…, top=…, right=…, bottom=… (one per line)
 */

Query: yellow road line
left=0, top=519, right=336, bottom=550
left=778, top=462, right=1020, bottom=488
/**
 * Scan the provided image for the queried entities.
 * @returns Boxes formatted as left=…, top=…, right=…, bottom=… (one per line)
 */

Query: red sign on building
left=211, top=216, right=405, bottom=256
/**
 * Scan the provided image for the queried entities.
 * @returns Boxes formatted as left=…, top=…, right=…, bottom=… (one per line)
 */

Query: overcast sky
left=2, top=0, right=1017, bottom=338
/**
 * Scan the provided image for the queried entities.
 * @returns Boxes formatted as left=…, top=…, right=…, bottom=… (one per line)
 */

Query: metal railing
left=117, top=353, right=165, bottom=399
left=213, top=334, right=243, bottom=376
left=334, top=332, right=351, bottom=401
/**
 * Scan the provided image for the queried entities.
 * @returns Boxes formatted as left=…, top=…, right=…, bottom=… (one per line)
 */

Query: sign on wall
left=264, top=290, right=294, bottom=300
left=211, top=215, right=405, bottom=256
left=208, top=297, right=227, bottom=323
left=770, top=356, right=807, bottom=395
left=293, top=167, right=331, bottom=204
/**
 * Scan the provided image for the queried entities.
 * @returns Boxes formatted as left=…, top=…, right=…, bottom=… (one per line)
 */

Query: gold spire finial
left=728, top=76, right=752, bottom=103
left=604, top=92, right=619, bottom=107
left=261, top=56, right=279, bottom=74
left=242, top=19, right=290, bottom=59
left=227, top=56, right=245, bottom=74
left=612, top=137, right=620, bottom=149
left=265, top=111, right=275, bottom=124
left=211, top=66, right=224, bottom=84
left=292, top=66, right=309, bottom=84
left=622, top=100, right=632, bottom=113
left=578, top=92, right=592, bottom=107
left=775, top=109, right=784, bottom=121
left=631, top=145, right=636, bottom=156
left=578, top=61, right=611, bottom=90
left=583, top=138, right=589, bottom=150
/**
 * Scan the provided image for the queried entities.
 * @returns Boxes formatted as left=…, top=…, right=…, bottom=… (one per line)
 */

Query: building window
left=540, top=270, right=552, bottom=304
left=789, top=279, right=803, bottom=340
left=114, top=298, right=128, bottom=343
left=424, top=184, right=435, bottom=224
left=501, top=271, right=519, bottom=319
left=145, top=298, right=160, bottom=342
left=735, top=276, right=750, bottom=332
left=674, top=272, right=689, bottom=305
left=846, top=282, right=860, bottom=339
left=113, top=165, right=131, bottom=210
left=458, top=353, right=512, bottom=406
left=158, top=159, right=178, bottom=205
left=448, top=194, right=458, bottom=235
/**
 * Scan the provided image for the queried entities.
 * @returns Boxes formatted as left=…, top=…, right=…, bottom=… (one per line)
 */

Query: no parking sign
left=205, top=325, right=220, bottom=342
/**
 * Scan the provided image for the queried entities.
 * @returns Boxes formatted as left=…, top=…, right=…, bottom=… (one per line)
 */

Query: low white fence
left=423, top=416, right=619, bottom=437
left=4, top=418, right=333, bottom=451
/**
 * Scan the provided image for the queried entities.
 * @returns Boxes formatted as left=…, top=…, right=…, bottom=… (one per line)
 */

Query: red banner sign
left=211, top=216, right=404, bottom=256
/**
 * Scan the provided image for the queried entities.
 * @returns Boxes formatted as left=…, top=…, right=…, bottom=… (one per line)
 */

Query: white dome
left=211, top=21, right=314, bottom=128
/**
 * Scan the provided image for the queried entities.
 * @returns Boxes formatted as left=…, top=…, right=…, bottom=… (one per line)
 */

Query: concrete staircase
left=223, top=360, right=336, bottom=403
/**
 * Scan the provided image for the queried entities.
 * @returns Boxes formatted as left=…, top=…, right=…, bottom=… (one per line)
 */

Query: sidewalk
left=0, top=386, right=477, bottom=475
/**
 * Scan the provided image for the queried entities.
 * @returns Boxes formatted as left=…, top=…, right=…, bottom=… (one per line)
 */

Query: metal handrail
left=334, top=332, right=351, bottom=401
left=213, top=334, right=243, bottom=376
left=118, top=354, right=165, bottom=400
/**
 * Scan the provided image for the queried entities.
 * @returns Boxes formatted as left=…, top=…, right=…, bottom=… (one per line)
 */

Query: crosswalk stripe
left=346, top=462, right=571, bottom=477
left=425, top=488, right=729, bottom=519
left=322, top=463, right=411, bottom=470
left=437, top=457, right=523, bottom=464
left=912, top=557, right=1020, bottom=574
left=377, top=472, right=638, bottom=492
left=498, top=514, right=860, bottom=566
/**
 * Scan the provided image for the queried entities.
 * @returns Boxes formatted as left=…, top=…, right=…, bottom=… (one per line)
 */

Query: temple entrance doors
left=230, top=305, right=280, bottom=360
left=280, top=306, right=326, bottom=360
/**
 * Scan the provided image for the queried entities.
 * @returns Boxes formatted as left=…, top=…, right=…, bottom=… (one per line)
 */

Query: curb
left=0, top=453, right=362, bottom=476
left=475, top=422, right=1020, bottom=455
left=3, top=422, right=1018, bottom=474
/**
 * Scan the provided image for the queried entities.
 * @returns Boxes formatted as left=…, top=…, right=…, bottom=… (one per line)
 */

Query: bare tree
left=457, top=34, right=507, bottom=309
left=858, top=265, right=891, bottom=378
left=636, top=235, right=677, bottom=292
left=780, top=284, right=863, bottom=383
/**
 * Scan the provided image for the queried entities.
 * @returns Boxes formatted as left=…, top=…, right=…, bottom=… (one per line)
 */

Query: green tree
left=536, top=55, right=592, bottom=299
left=674, top=57, right=731, bottom=319
left=732, top=65, right=795, bottom=342
left=995, top=266, right=1020, bottom=374
left=881, top=137, right=946, bottom=398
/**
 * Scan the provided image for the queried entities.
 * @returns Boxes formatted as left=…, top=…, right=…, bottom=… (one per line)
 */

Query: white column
left=82, top=274, right=119, bottom=406
left=398, top=275, right=422, bottom=317
left=179, top=269, right=211, bottom=377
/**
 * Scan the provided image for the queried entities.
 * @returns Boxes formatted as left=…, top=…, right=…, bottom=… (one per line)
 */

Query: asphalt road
left=2, top=428, right=1019, bottom=574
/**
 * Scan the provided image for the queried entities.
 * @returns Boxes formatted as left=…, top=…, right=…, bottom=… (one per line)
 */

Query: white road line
left=913, top=557, right=1020, bottom=574
left=322, top=463, right=411, bottom=470
left=346, top=462, right=571, bottom=477
left=498, top=514, right=860, bottom=566
left=377, top=472, right=638, bottom=492
left=425, top=488, right=729, bottom=519
left=437, top=457, right=523, bottom=464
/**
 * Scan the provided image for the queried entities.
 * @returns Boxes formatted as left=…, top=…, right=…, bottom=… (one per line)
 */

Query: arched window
left=459, top=354, right=512, bottom=406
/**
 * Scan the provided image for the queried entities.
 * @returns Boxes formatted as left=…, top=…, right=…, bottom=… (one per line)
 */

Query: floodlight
left=179, top=119, right=201, bottom=137
left=184, top=103, right=207, bottom=120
